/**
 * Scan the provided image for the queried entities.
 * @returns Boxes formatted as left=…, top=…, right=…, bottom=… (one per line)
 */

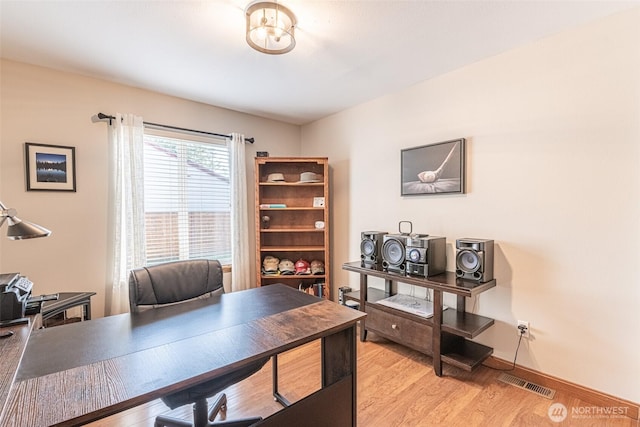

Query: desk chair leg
left=213, top=419, right=263, bottom=427
left=155, top=394, right=259, bottom=427
left=271, top=355, right=290, bottom=407
left=154, top=396, right=223, bottom=427
left=154, top=415, right=192, bottom=427
left=208, top=393, right=227, bottom=421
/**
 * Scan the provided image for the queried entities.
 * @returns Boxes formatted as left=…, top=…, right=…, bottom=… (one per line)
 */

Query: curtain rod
left=96, top=113, right=255, bottom=144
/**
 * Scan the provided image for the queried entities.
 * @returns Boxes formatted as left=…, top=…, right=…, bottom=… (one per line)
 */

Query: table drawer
left=365, top=305, right=433, bottom=354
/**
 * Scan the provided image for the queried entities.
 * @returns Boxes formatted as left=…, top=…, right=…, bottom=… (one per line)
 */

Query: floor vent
left=498, top=373, right=556, bottom=399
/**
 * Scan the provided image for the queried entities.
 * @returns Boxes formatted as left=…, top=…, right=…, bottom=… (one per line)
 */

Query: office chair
left=129, top=259, right=268, bottom=427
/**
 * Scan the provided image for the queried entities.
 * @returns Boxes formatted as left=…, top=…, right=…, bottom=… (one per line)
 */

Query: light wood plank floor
left=87, top=334, right=637, bottom=427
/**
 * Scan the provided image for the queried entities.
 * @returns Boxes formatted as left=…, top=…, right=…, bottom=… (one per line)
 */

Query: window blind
left=143, top=130, right=231, bottom=266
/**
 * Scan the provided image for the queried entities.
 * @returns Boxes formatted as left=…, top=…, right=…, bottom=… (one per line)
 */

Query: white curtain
left=228, top=133, right=252, bottom=292
left=106, top=113, right=146, bottom=315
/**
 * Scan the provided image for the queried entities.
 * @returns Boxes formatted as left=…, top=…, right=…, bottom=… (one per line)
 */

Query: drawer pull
left=391, top=324, right=398, bottom=330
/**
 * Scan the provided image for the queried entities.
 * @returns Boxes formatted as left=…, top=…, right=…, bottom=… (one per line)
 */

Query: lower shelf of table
left=441, top=336, right=494, bottom=371
left=345, top=288, right=494, bottom=338
left=346, top=288, right=494, bottom=372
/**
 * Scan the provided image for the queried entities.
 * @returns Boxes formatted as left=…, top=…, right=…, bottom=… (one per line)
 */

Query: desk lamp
left=0, top=200, right=51, bottom=328
left=0, top=200, right=51, bottom=239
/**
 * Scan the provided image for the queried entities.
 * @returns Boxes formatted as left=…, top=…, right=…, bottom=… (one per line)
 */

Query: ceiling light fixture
left=245, top=1, right=296, bottom=55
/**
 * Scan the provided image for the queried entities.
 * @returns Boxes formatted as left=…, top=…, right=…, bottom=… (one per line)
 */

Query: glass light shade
left=246, top=1, right=296, bottom=55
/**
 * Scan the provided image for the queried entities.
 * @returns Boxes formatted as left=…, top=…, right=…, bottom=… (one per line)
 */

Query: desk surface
left=1, top=284, right=365, bottom=427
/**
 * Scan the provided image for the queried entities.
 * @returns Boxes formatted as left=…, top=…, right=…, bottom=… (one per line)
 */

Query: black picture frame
left=401, top=138, right=465, bottom=196
left=25, top=142, right=77, bottom=192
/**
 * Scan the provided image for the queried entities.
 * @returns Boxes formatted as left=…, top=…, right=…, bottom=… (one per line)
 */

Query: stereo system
left=360, top=231, right=388, bottom=268
left=405, top=235, right=446, bottom=278
left=360, top=223, right=494, bottom=282
left=455, top=238, right=494, bottom=282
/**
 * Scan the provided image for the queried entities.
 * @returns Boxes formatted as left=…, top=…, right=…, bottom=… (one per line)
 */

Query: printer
left=0, top=272, right=33, bottom=326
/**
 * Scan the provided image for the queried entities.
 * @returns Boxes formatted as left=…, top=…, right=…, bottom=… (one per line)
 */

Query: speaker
left=455, top=238, right=494, bottom=282
left=405, top=235, right=446, bottom=277
left=382, top=234, right=408, bottom=274
left=360, top=231, right=388, bottom=269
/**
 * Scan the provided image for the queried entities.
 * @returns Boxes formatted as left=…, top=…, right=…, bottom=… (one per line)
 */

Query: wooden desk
left=0, top=317, right=37, bottom=426
left=0, top=284, right=365, bottom=427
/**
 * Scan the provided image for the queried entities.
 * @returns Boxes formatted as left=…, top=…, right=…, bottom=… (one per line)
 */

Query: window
left=143, top=129, right=231, bottom=266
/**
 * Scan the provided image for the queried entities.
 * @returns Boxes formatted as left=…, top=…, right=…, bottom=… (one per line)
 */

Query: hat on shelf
left=294, top=259, right=311, bottom=275
left=266, top=173, right=286, bottom=182
left=310, top=259, right=325, bottom=275
left=296, top=172, right=322, bottom=183
left=262, top=256, right=280, bottom=274
left=278, top=259, right=295, bottom=275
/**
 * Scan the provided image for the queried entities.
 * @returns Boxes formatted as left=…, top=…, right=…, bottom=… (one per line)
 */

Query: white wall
left=302, top=9, right=640, bottom=403
left=0, top=59, right=301, bottom=317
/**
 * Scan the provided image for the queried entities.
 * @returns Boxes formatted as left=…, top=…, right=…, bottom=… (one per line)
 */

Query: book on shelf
left=377, top=293, right=448, bottom=318
left=259, top=204, right=287, bottom=208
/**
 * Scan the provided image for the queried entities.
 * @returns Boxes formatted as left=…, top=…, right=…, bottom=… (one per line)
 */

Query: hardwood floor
left=88, top=333, right=637, bottom=427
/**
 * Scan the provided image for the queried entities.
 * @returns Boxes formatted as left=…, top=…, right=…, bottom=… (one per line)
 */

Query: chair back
left=129, top=259, right=223, bottom=313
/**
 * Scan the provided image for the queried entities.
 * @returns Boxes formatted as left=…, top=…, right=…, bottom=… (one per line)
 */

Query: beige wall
left=0, top=59, right=301, bottom=317
left=302, top=9, right=640, bottom=403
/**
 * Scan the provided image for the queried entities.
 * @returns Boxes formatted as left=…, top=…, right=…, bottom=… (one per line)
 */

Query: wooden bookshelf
left=255, top=157, right=330, bottom=299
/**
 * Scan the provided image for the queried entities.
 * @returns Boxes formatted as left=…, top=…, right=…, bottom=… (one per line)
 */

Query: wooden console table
left=342, top=261, right=496, bottom=376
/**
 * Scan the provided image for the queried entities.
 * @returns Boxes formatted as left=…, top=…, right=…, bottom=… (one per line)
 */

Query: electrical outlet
left=517, top=320, right=530, bottom=338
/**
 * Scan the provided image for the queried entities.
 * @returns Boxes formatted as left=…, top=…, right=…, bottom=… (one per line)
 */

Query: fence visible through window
left=143, top=131, right=231, bottom=266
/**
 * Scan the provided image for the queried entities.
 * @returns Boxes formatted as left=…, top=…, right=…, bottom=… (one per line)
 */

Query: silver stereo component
left=455, top=238, right=494, bottom=282
left=360, top=231, right=388, bottom=269
left=405, top=235, right=446, bottom=278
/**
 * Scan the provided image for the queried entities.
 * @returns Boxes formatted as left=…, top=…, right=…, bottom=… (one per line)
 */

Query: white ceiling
left=1, top=1, right=638, bottom=125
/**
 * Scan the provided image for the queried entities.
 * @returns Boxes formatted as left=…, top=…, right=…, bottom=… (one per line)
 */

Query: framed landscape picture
left=401, top=138, right=465, bottom=196
left=25, top=142, right=76, bottom=192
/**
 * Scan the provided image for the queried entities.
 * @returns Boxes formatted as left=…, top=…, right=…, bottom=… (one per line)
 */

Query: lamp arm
left=1, top=200, right=10, bottom=228
left=0, top=201, right=17, bottom=227
left=0, top=200, right=18, bottom=223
